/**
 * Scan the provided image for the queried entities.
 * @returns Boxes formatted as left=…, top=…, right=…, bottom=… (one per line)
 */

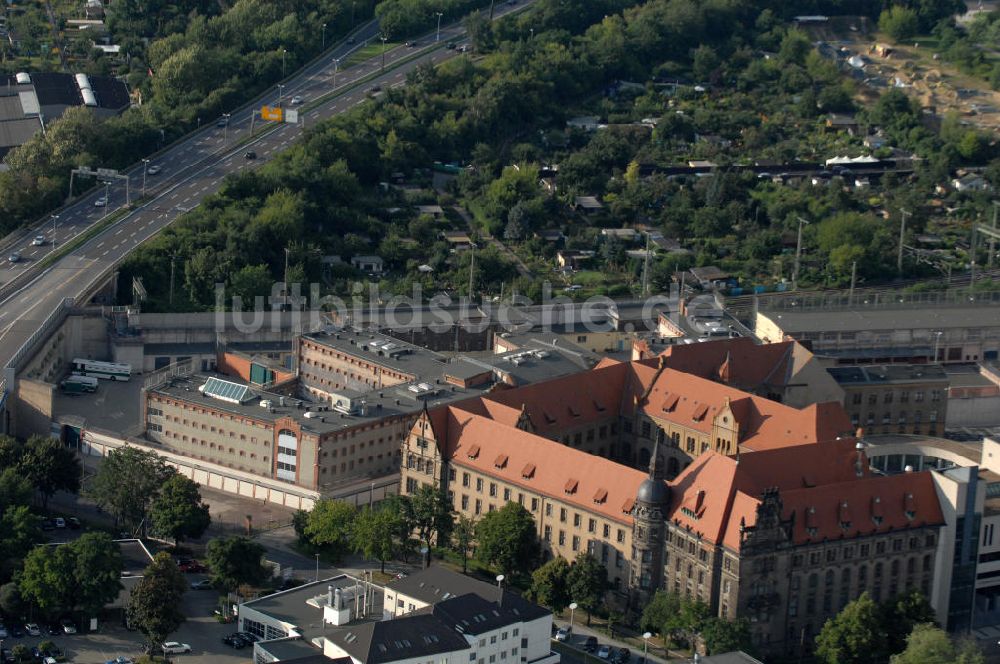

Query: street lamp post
left=332, top=58, right=340, bottom=89
left=315, top=553, right=320, bottom=582
left=50, top=215, right=58, bottom=253
left=793, top=216, right=809, bottom=291
left=568, top=602, right=578, bottom=629
left=934, top=331, right=943, bottom=362
left=435, top=12, right=443, bottom=42
left=380, top=35, right=388, bottom=72
left=141, top=158, right=149, bottom=197
left=102, top=181, right=111, bottom=219
left=282, top=48, right=287, bottom=79
left=222, top=113, right=231, bottom=144
left=642, top=632, right=651, bottom=662
left=495, top=574, right=504, bottom=604
left=278, top=84, right=285, bottom=104
left=322, top=23, right=327, bottom=50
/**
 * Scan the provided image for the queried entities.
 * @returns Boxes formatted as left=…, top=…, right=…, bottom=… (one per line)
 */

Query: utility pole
left=284, top=247, right=290, bottom=310
left=169, top=255, right=177, bottom=306
left=849, top=260, right=857, bottom=303
left=641, top=231, right=651, bottom=297
left=989, top=201, right=998, bottom=269
left=793, top=216, right=808, bottom=291
left=322, top=23, right=327, bottom=50
left=468, top=243, right=476, bottom=301
left=489, top=0, right=495, bottom=19
left=141, top=158, right=149, bottom=197
left=380, top=35, right=388, bottom=72
left=435, top=12, right=443, bottom=42
left=50, top=215, right=58, bottom=253
left=102, top=181, right=111, bottom=219
left=971, top=221, right=979, bottom=286
left=897, top=208, right=909, bottom=276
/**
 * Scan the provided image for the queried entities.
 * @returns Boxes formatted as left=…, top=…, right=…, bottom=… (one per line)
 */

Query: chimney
left=328, top=585, right=335, bottom=607
left=334, top=586, right=342, bottom=610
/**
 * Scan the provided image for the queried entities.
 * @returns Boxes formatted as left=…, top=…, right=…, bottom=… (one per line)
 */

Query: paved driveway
left=9, top=579, right=251, bottom=664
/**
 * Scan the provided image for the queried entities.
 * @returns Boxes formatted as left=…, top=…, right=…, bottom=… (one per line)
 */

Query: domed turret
left=637, top=476, right=669, bottom=505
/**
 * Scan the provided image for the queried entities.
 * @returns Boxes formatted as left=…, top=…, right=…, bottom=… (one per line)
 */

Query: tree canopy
left=205, top=536, right=269, bottom=592
left=474, top=503, right=539, bottom=578
left=150, top=474, right=212, bottom=545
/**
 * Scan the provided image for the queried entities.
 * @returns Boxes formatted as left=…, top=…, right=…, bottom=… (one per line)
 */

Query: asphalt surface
left=0, top=1, right=532, bottom=376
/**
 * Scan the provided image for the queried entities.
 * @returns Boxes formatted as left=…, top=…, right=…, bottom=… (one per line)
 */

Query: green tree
left=0, top=582, right=25, bottom=617
left=18, top=543, right=76, bottom=615
left=150, top=474, right=211, bottom=546
left=530, top=557, right=571, bottom=613
left=127, top=552, right=187, bottom=649
left=87, top=446, right=175, bottom=534
left=20, top=435, right=81, bottom=508
left=566, top=553, right=606, bottom=625
left=474, top=502, right=538, bottom=578
left=881, top=590, right=937, bottom=656
left=880, top=6, right=920, bottom=43
left=351, top=506, right=402, bottom=573
left=815, top=592, right=885, bottom=664
left=641, top=590, right=680, bottom=635
left=892, top=623, right=984, bottom=664
left=409, top=484, right=454, bottom=551
left=701, top=618, right=753, bottom=655
left=292, top=509, right=309, bottom=544
left=451, top=515, right=476, bottom=574
left=304, top=499, right=357, bottom=560
left=0, top=468, right=33, bottom=509
left=205, top=537, right=268, bottom=592
left=73, top=532, right=125, bottom=616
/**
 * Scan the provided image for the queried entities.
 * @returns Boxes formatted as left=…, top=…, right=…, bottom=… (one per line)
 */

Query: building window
left=588, top=518, right=596, bottom=533
left=617, top=529, right=625, bottom=543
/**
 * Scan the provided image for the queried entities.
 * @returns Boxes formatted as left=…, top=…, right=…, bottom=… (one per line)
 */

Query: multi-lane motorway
left=0, top=3, right=529, bottom=374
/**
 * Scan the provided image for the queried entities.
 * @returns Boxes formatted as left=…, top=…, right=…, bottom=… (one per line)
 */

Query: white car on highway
left=290, top=95, right=302, bottom=105
left=147, top=165, right=162, bottom=175
left=94, top=196, right=107, bottom=207
left=31, top=235, right=45, bottom=246
left=161, top=642, right=191, bottom=654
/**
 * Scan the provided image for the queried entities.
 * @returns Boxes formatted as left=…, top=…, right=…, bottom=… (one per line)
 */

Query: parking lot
left=2, top=578, right=252, bottom=664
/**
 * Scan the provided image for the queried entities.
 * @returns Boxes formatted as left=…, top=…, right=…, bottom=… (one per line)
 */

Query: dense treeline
left=0, top=0, right=373, bottom=237
left=375, top=0, right=489, bottom=39
left=113, top=0, right=995, bottom=309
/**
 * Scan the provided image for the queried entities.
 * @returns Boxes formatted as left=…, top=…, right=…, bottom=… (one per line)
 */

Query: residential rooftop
left=759, top=304, right=1000, bottom=334
left=827, top=364, right=949, bottom=386
left=385, top=566, right=549, bottom=622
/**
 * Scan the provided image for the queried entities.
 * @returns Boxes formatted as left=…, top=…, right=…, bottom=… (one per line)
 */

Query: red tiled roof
left=780, top=472, right=944, bottom=544
left=653, top=337, right=796, bottom=390
left=445, top=409, right=647, bottom=524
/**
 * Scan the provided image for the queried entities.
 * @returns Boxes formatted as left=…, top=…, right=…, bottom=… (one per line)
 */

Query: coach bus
left=71, top=358, right=132, bottom=381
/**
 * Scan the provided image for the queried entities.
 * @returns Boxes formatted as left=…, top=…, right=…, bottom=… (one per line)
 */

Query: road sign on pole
left=260, top=105, right=283, bottom=122
left=284, top=109, right=298, bottom=124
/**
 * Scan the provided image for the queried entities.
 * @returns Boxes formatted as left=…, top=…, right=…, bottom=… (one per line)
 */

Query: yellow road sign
left=261, top=105, right=283, bottom=122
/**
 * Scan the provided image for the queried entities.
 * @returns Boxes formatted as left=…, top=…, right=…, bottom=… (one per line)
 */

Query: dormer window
left=593, top=488, right=608, bottom=504
left=494, top=454, right=508, bottom=469
left=467, top=445, right=480, bottom=459
left=521, top=463, right=536, bottom=479
left=564, top=478, right=579, bottom=494
left=692, top=403, right=709, bottom=422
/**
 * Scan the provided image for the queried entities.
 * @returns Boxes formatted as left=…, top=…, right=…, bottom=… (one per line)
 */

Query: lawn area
left=343, top=41, right=400, bottom=67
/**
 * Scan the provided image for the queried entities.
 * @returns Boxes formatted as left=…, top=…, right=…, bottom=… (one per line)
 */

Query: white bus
left=71, top=358, right=132, bottom=381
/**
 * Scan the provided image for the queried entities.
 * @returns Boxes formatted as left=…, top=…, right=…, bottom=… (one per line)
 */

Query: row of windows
left=791, top=534, right=935, bottom=566
left=849, top=410, right=938, bottom=425
left=850, top=390, right=941, bottom=406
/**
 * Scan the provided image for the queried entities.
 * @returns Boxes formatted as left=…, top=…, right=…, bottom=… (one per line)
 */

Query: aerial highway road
left=0, top=2, right=532, bottom=376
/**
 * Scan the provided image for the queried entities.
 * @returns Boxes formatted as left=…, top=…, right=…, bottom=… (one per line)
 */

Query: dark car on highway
left=244, top=151, right=257, bottom=160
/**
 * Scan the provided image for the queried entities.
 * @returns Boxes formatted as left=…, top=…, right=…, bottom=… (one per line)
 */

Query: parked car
left=45, top=623, right=61, bottom=636
left=105, top=657, right=133, bottom=664
left=59, top=618, right=76, bottom=634
left=584, top=636, right=598, bottom=653
left=237, top=632, right=259, bottom=643
left=53, top=517, right=65, bottom=529
left=41, top=644, right=63, bottom=660
left=40, top=519, right=54, bottom=531
left=222, top=634, right=246, bottom=649
left=554, top=626, right=571, bottom=642
left=190, top=579, right=213, bottom=590
left=177, top=559, right=206, bottom=573
left=613, top=647, right=631, bottom=663
left=0, top=624, right=7, bottom=638
left=66, top=517, right=81, bottom=530
left=597, top=644, right=611, bottom=659
left=25, top=623, right=41, bottom=637
left=31, top=235, right=45, bottom=246
left=161, top=642, right=191, bottom=654
left=10, top=624, right=25, bottom=638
